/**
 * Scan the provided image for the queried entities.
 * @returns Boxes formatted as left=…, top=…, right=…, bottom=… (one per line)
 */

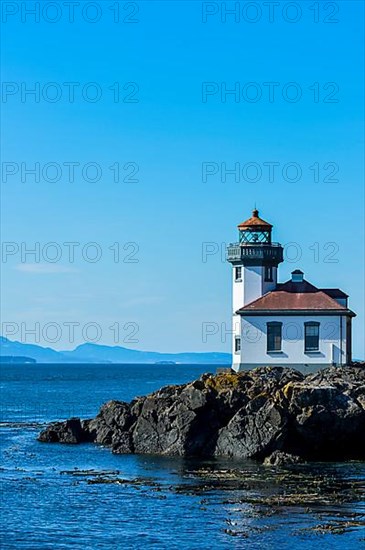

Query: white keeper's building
left=227, top=209, right=355, bottom=374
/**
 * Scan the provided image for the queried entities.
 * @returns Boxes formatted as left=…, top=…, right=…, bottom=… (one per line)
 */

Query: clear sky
left=1, top=1, right=364, bottom=357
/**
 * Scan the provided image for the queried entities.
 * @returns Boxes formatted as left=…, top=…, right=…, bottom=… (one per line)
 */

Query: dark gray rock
left=130, top=381, right=219, bottom=456
left=38, top=365, right=365, bottom=462
left=112, top=432, right=134, bottom=454
left=263, top=450, right=303, bottom=466
left=283, top=381, right=365, bottom=460
left=306, top=365, right=365, bottom=387
left=87, top=400, right=133, bottom=446
left=245, top=366, right=304, bottom=398
left=38, top=418, right=90, bottom=444
left=215, top=397, right=288, bottom=459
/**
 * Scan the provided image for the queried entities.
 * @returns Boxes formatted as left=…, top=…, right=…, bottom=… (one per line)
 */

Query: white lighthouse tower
left=227, top=209, right=284, bottom=371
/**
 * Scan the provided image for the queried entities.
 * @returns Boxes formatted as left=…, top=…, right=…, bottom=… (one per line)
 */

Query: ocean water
left=1, top=363, right=364, bottom=549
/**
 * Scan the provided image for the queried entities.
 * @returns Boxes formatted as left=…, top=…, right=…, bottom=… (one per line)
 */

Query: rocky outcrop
left=263, top=450, right=303, bottom=466
left=38, top=366, right=365, bottom=462
left=38, top=418, right=92, bottom=444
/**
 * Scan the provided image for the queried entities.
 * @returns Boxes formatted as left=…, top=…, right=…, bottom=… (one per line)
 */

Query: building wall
left=232, top=314, right=347, bottom=371
left=261, top=266, right=278, bottom=297
left=231, top=263, right=277, bottom=369
left=231, top=314, right=241, bottom=358
left=232, top=265, right=277, bottom=313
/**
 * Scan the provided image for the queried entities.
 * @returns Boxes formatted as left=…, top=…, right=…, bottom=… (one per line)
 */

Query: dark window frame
left=267, top=321, right=282, bottom=352
left=235, top=266, right=242, bottom=282
left=304, top=322, right=320, bottom=352
left=264, top=266, right=273, bottom=282
left=234, top=336, right=241, bottom=353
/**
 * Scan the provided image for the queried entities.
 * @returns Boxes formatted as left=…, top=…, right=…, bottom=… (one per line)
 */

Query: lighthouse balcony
left=227, top=242, right=283, bottom=263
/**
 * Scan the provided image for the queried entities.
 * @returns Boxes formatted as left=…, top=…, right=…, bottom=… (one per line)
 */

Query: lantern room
left=237, top=209, right=272, bottom=244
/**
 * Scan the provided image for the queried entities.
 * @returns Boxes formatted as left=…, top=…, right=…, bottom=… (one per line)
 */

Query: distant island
left=0, top=355, right=37, bottom=364
left=0, top=337, right=231, bottom=365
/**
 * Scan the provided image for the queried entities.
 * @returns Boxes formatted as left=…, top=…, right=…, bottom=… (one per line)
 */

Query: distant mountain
left=0, top=337, right=231, bottom=365
left=0, top=336, right=69, bottom=363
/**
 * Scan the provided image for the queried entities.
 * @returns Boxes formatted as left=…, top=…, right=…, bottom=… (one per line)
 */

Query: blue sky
left=1, top=1, right=364, bottom=357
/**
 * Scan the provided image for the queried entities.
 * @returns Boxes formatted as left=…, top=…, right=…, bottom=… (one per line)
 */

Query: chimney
left=291, top=269, right=304, bottom=283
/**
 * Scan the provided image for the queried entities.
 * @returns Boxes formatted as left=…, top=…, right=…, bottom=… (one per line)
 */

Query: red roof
left=238, top=209, right=272, bottom=230
left=237, top=279, right=354, bottom=315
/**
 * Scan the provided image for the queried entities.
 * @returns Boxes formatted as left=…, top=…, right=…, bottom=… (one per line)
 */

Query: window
left=235, top=337, right=241, bottom=353
left=235, top=267, right=242, bottom=281
left=305, top=322, right=320, bottom=352
left=267, top=322, right=282, bottom=352
left=264, top=266, right=273, bottom=282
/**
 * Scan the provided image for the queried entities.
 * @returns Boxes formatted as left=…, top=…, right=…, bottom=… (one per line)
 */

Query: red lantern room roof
left=237, top=209, right=273, bottom=230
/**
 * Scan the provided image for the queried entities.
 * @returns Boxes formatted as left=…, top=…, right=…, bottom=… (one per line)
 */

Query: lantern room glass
left=239, top=229, right=271, bottom=244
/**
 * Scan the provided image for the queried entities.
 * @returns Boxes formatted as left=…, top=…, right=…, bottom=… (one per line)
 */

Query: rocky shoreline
left=38, top=366, right=365, bottom=463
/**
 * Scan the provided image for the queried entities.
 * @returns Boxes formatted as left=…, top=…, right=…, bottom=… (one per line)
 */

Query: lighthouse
left=227, top=209, right=355, bottom=373
left=227, top=209, right=284, bottom=370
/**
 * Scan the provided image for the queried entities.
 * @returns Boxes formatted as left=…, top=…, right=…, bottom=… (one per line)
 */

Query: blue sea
left=1, top=364, right=364, bottom=549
